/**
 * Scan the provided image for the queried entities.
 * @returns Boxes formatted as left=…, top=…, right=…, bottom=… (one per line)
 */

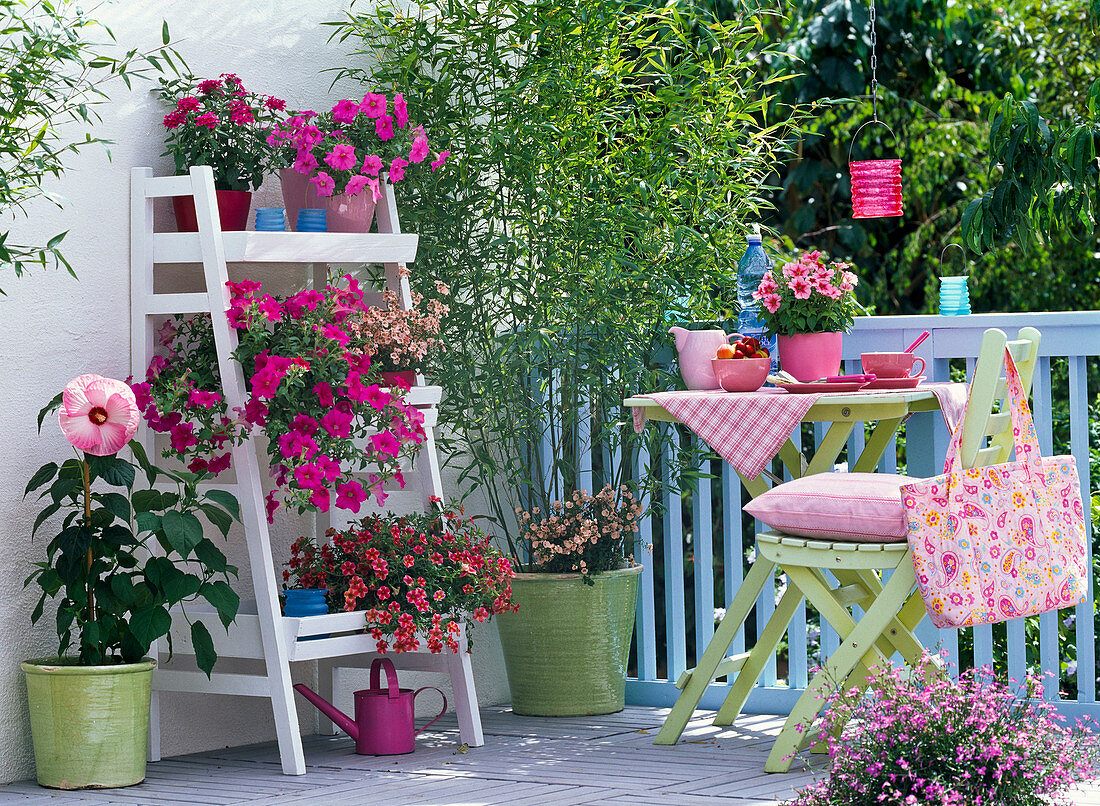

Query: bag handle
left=370, top=657, right=401, bottom=700
left=942, top=347, right=1042, bottom=476
left=412, top=687, right=448, bottom=735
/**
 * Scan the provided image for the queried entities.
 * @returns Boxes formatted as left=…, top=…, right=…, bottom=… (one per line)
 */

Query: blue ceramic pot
left=283, top=589, right=329, bottom=639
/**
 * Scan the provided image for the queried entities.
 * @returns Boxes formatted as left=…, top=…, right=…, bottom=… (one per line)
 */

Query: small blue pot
left=283, top=589, right=330, bottom=640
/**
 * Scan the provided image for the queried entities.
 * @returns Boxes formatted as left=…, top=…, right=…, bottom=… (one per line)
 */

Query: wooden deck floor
left=2, top=706, right=1098, bottom=805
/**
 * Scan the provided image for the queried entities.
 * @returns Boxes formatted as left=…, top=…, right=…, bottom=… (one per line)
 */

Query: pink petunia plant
left=753, top=250, right=864, bottom=337
left=270, top=92, right=451, bottom=199
left=138, top=275, right=436, bottom=522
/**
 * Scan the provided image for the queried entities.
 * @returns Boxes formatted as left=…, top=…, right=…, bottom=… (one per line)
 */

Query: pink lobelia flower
left=375, top=115, right=395, bottom=141
left=311, top=171, right=336, bottom=197
left=293, top=150, right=318, bottom=175
left=324, top=143, right=357, bottom=172
left=331, top=98, right=360, bottom=124
left=389, top=157, right=408, bottom=183
left=430, top=150, right=450, bottom=172
left=787, top=275, right=812, bottom=299
left=361, top=93, right=387, bottom=119
left=344, top=174, right=370, bottom=197
left=392, top=93, right=408, bottom=128
left=58, top=374, right=140, bottom=456
left=361, top=154, right=383, bottom=176
left=409, top=136, right=429, bottom=164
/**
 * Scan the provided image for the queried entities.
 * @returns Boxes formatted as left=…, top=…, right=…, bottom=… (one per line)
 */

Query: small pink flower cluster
left=516, top=485, right=642, bottom=579
left=346, top=283, right=449, bottom=371
left=754, top=250, right=856, bottom=313
left=269, top=93, right=450, bottom=199
left=284, top=508, right=517, bottom=653
left=787, top=655, right=1100, bottom=806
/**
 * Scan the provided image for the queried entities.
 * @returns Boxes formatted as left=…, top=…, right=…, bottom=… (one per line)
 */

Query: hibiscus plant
left=754, top=250, right=864, bottom=338
left=25, top=375, right=241, bottom=675
left=160, top=73, right=287, bottom=191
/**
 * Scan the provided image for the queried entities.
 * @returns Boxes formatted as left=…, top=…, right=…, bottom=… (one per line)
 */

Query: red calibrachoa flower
left=284, top=510, right=518, bottom=653
left=136, top=275, right=429, bottom=520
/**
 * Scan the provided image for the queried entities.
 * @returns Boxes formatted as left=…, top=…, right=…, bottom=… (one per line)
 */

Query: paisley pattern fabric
left=901, top=349, right=1088, bottom=629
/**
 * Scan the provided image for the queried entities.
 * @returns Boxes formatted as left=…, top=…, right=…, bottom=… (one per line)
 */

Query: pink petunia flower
left=257, top=294, right=282, bottom=322
left=187, top=389, right=223, bottom=409
left=264, top=490, right=280, bottom=523
left=371, top=431, right=402, bottom=458
left=364, top=385, right=393, bottom=411
left=787, top=275, right=812, bottom=299
left=761, top=292, right=782, bottom=313
left=393, top=93, right=408, bottom=128
left=170, top=422, right=198, bottom=454
left=312, top=382, right=334, bottom=408
left=782, top=259, right=809, bottom=280
left=344, top=174, right=370, bottom=197
left=375, top=115, right=395, bottom=141
left=310, top=488, right=331, bottom=513
left=409, top=136, right=429, bottom=164
left=365, top=176, right=381, bottom=202
left=293, top=150, right=318, bottom=175
left=314, top=454, right=342, bottom=483
left=361, top=93, right=387, bottom=118
left=296, top=124, right=324, bottom=148
left=335, top=480, right=368, bottom=513
left=430, top=150, right=450, bottom=172
left=208, top=452, right=232, bottom=475
left=389, top=157, right=408, bottom=183
left=331, top=98, right=360, bottom=124
left=242, top=397, right=268, bottom=426
left=293, top=462, right=326, bottom=491
left=361, top=154, right=383, bottom=176
left=58, top=375, right=140, bottom=456
left=320, top=323, right=349, bottom=346
left=324, top=143, right=357, bottom=172
left=311, top=171, right=336, bottom=197
left=194, top=112, right=219, bottom=129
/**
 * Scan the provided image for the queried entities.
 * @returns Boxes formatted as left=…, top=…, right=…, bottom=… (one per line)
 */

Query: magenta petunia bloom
left=366, top=177, right=381, bottom=202
left=58, top=374, right=140, bottom=456
left=375, top=115, right=395, bottom=141
left=364, top=385, right=393, bottom=411
left=389, top=157, right=408, bottom=183
left=292, top=149, right=319, bottom=175
left=331, top=98, right=360, bottom=124
left=430, top=150, right=450, bottom=172
left=361, top=154, right=383, bottom=176
left=371, top=431, right=402, bottom=458
left=170, top=422, right=198, bottom=454
left=320, top=323, right=350, bottom=346
left=315, top=454, right=342, bottom=483
left=393, top=93, right=408, bottom=129
left=208, top=452, right=232, bottom=475
left=311, top=171, right=336, bottom=197
left=310, top=488, right=331, bottom=513
left=336, top=480, right=367, bottom=513
left=312, top=382, right=334, bottom=408
left=293, top=462, right=326, bottom=491
left=344, top=174, right=369, bottom=197
left=321, top=408, right=353, bottom=439
left=787, top=275, right=813, bottom=299
left=361, top=93, right=387, bottom=119
left=296, top=124, right=324, bottom=148
left=195, top=112, right=219, bottom=129
left=257, top=294, right=283, bottom=322
left=409, top=136, right=429, bottom=164
left=187, top=389, right=223, bottom=409
left=324, top=143, right=357, bottom=172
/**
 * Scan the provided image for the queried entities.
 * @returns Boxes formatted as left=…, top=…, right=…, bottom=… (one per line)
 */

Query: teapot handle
left=728, top=332, right=742, bottom=343
left=412, top=686, right=448, bottom=735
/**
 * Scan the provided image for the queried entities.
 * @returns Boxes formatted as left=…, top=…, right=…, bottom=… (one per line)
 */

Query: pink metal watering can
left=293, top=658, right=447, bottom=755
left=669, top=326, right=740, bottom=390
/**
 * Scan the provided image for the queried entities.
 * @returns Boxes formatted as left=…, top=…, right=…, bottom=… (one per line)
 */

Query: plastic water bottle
left=737, top=229, right=778, bottom=372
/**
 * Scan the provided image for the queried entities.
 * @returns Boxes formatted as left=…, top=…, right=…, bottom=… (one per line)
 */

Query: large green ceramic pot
left=23, top=657, right=156, bottom=789
left=496, top=566, right=642, bottom=716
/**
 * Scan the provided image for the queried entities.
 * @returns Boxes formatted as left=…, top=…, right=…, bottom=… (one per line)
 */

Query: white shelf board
left=152, top=231, right=419, bottom=264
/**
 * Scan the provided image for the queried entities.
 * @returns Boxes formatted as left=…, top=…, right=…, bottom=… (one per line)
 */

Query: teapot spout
left=294, top=683, right=358, bottom=740
left=668, top=326, right=689, bottom=351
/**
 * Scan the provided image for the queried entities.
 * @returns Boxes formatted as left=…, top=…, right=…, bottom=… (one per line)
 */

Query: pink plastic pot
left=279, top=168, right=378, bottom=232
left=777, top=332, right=844, bottom=382
left=294, top=658, right=446, bottom=755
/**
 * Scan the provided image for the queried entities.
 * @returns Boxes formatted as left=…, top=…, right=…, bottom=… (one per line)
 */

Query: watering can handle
left=370, top=657, right=401, bottom=699
left=412, top=686, right=448, bottom=735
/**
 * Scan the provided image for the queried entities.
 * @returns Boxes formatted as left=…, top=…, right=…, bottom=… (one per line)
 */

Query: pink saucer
left=773, top=381, right=871, bottom=394
left=864, top=375, right=925, bottom=390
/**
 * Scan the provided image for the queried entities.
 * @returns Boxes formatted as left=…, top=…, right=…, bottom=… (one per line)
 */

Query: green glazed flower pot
left=496, top=566, right=642, bottom=716
left=23, top=657, right=156, bottom=789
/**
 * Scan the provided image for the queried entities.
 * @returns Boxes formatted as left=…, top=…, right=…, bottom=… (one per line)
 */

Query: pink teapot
left=669, top=326, right=739, bottom=390
left=294, top=658, right=447, bottom=755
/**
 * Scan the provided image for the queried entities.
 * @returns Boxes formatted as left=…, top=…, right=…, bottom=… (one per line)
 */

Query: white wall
left=0, top=0, right=508, bottom=783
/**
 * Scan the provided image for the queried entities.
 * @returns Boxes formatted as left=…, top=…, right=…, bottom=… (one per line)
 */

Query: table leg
left=803, top=421, right=856, bottom=475
left=851, top=417, right=904, bottom=473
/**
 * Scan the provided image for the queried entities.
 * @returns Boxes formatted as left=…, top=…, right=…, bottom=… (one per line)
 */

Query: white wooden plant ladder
left=130, top=166, right=484, bottom=775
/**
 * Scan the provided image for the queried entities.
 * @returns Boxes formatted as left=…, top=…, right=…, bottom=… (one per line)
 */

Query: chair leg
left=713, top=583, right=803, bottom=726
left=654, top=558, right=776, bottom=745
left=764, top=561, right=917, bottom=773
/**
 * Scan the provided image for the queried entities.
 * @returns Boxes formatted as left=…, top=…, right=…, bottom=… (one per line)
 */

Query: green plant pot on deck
left=496, top=566, right=642, bottom=716
left=23, top=658, right=155, bottom=789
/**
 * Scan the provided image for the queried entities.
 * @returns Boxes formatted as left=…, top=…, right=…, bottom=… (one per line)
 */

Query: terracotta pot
left=279, top=168, right=378, bottom=232
left=777, top=331, right=844, bottom=382
left=171, top=189, right=252, bottom=232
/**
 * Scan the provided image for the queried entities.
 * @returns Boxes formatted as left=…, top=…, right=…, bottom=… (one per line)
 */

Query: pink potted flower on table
left=270, top=92, right=450, bottom=231
left=754, top=250, right=864, bottom=382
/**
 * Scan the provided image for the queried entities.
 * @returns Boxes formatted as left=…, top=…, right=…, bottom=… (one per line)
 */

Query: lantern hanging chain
left=869, top=0, right=878, bottom=121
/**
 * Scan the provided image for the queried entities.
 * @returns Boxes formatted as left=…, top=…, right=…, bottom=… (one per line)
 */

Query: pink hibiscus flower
left=430, top=150, right=450, bottom=172
left=361, top=93, right=387, bottom=119
left=389, top=157, right=408, bottom=183
left=361, top=154, right=383, bottom=176
left=787, top=275, right=813, bottom=299
left=332, top=98, right=360, bottom=124
left=375, top=115, right=395, bottom=141
left=393, top=93, right=408, bottom=128
left=58, top=375, right=140, bottom=456
left=324, top=143, right=357, bottom=172
left=311, top=171, right=336, bottom=197
left=336, top=480, right=368, bottom=513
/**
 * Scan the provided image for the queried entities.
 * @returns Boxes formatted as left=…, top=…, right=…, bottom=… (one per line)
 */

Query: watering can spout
left=294, top=683, right=359, bottom=740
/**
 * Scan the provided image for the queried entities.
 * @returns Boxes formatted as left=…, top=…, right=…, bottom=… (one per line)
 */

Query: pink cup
left=861, top=352, right=925, bottom=378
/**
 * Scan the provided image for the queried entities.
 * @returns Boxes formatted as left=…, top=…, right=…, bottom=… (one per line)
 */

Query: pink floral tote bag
left=900, top=350, right=1088, bottom=629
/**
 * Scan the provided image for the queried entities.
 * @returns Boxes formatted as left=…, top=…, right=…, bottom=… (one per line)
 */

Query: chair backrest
left=956, top=327, right=1041, bottom=471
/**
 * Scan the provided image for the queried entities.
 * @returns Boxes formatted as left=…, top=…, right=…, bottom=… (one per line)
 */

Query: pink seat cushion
left=743, top=472, right=917, bottom=543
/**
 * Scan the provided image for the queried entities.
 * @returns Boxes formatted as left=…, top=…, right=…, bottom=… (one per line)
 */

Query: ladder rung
left=674, top=652, right=752, bottom=689
left=145, top=292, right=213, bottom=315
left=143, top=175, right=194, bottom=198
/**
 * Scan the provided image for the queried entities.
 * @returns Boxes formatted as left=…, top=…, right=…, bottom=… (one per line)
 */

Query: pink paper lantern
left=850, top=158, right=903, bottom=219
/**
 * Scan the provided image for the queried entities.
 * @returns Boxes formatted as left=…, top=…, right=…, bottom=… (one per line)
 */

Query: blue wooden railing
left=623, top=312, right=1099, bottom=721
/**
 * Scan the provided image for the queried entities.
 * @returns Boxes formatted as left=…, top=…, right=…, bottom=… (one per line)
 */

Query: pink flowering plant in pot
left=270, top=91, right=450, bottom=203
left=159, top=73, right=287, bottom=191
left=754, top=250, right=863, bottom=338
left=136, top=275, right=432, bottom=523
left=346, top=285, right=449, bottom=379
left=787, top=655, right=1100, bottom=806
left=283, top=507, right=517, bottom=653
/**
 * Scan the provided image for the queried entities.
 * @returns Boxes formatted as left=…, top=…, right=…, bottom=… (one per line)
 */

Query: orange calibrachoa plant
left=284, top=507, right=517, bottom=653
left=514, top=484, right=641, bottom=583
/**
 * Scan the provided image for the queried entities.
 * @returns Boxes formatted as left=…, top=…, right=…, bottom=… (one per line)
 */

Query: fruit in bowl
left=712, top=336, right=771, bottom=392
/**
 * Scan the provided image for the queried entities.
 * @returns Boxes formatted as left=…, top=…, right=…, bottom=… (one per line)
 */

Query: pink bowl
left=711, top=357, right=770, bottom=392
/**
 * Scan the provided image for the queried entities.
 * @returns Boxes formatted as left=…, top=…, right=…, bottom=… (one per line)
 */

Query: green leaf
left=135, top=511, right=162, bottom=534
left=193, top=538, right=228, bottom=573
left=128, top=606, right=171, bottom=651
left=162, top=20, right=170, bottom=45
left=131, top=488, right=162, bottom=514
left=49, top=477, right=83, bottom=505
left=190, top=620, right=216, bottom=677
left=25, top=463, right=58, bottom=496
left=37, top=393, right=63, bottom=433
left=97, top=492, right=131, bottom=523
left=161, top=511, right=204, bottom=558
left=32, top=501, right=61, bottom=537
left=203, top=490, right=240, bottom=522
left=200, top=581, right=239, bottom=629
left=110, top=574, right=137, bottom=606
left=129, top=440, right=157, bottom=486
left=86, top=455, right=136, bottom=488
left=200, top=503, right=233, bottom=537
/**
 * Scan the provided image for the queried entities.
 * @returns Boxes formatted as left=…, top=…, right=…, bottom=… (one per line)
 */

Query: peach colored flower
left=59, top=374, right=140, bottom=456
